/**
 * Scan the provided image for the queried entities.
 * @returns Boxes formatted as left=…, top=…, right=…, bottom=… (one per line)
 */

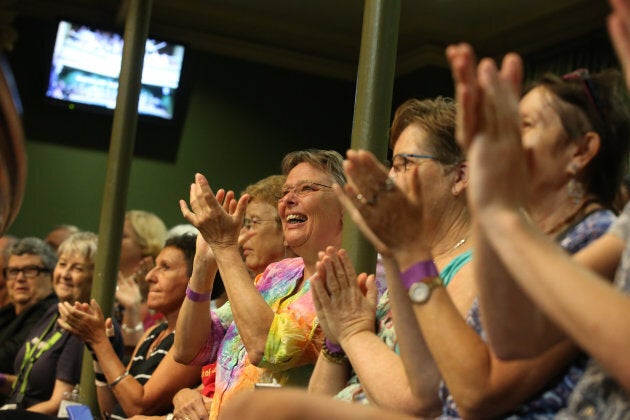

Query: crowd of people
left=2, top=0, right=630, bottom=419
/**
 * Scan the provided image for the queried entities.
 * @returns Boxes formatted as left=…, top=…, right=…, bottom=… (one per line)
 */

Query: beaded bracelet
left=108, top=371, right=130, bottom=388
left=324, top=338, right=344, bottom=354
left=186, top=284, right=212, bottom=302
left=321, top=340, right=348, bottom=365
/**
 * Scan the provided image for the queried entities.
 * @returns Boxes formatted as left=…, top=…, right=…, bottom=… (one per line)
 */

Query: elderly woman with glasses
left=218, top=55, right=630, bottom=418
left=0, top=233, right=117, bottom=416
left=314, top=61, right=629, bottom=419
left=160, top=174, right=296, bottom=420
left=0, top=238, right=57, bottom=379
left=174, top=149, right=344, bottom=419
left=305, top=97, right=474, bottom=417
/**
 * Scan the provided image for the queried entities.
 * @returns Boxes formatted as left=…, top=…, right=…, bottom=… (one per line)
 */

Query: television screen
left=46, top=20, right=186, bottom=120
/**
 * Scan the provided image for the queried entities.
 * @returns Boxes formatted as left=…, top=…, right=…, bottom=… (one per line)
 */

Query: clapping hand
left=446, top=43, right=527, bottom=216
left=58, top=299, right=112, bottom=346
left=180, top=173, right=249, bottom=251
left=335, top=149, right=428, bottom=260
left=311, top=246, right=377, bottom=346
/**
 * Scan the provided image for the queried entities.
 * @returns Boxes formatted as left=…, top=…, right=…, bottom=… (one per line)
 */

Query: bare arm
left=59, top=301, right=202, bottom=416
left=365, top=257, right=442, bottom=416
left=27, top=379, right=73, bottom=415
left=212, top=247, right=274, bottom=365
left=307, top=352, right=351, bottom=396
left=479, top=208, right=630, bottom=393
left=173, top=235, right=218, bottom=364
left=180, top=173, right=274, bottom=365
left=309, top=247, right=439, bottom=415
left=219, top=388, right=418, bottom=420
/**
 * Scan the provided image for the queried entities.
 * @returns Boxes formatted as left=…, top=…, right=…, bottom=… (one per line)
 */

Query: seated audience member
left=115, top=210, right=167, bottom=351
left=0, top=238, right=57, bottom=376
left=0, top=235, right=17, bottom=307
left=58, top=234, right=201, bottom=419
left=0, top=232, right=122, bottom=415
left=307, top=98, right=472, bottom=417
left=175, top=150, right=344, bottom=419
left=218, top=40, right=630, bottom=419
left=166, top=224, right=198, bottom=240
left=44, top=225, right=79, bottom=251
left=311, top=60, right=624, bottom=419
left=434, top=2, right=630, bottom=415
left=148, top=175, right=291, bottom=420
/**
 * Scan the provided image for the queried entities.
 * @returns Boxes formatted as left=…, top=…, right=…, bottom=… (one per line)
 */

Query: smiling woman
left=0, top=233, right=104, bottom=416
left=57, top=234, right=201, bottom=419
left=175, top=149, right=346, bottom=419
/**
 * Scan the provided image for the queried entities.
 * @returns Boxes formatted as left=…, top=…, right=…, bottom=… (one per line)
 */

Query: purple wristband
left=324, top=337, right=344, bottom=354
left=185, top=284, right=211, bottom=302
left=400, top=260, right=439, bottom=290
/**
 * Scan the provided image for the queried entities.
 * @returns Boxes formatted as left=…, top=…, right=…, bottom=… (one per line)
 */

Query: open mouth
left=286, top=214, right=307, bottom=224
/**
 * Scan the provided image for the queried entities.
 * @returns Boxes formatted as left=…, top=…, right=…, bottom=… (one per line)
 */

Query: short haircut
left=163, top=234, right=197, bottom=277
left=242, top=174, right=286, bottom=227
left=58, top=231, right=98, bottom=266
left=390, top=96, right=463, bottom=167
left=8, top=237, right=58, bottom=271
left=126, top=210, right=168, bottom=258
left=281, top=149, right=346, bottom=186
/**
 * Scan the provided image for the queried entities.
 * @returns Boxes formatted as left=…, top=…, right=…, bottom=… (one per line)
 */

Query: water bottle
left=57, top=384, right=81, bottom=418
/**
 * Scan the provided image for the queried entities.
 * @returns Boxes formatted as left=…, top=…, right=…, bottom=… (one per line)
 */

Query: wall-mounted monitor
left=9, top=16, right=193, bottom=162
left=46, top=20, right=186, bottom=120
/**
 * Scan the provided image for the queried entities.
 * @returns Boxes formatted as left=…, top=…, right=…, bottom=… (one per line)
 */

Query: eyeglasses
left=390, top=153, right=436, bottom=174
left=276, top=181, right=333, bottom=202
left=3, top=265, right=51, bottom=280
left=242, top=217, right=277, bottom=231
left=561, top=68, right=604, bottom=122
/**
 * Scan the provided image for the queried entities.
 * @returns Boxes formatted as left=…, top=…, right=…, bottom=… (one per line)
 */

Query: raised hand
left=609, top=0, right=630, bottom=88
left=446, top=43, right=527, bottom=216
left=58, top=299, right=110, bottom=346
left=179, top=173, right=249, bottom=251
left=310, top=246, right=377, bottom=346
left=334, top=149, right=428, bottom=260
left=116, top=271, right=142, bottom=309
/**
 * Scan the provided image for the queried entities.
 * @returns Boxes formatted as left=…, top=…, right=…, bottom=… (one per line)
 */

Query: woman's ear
left=567, top=131, right=601, bottom=174
left=451, top=161, right=469, bottom=196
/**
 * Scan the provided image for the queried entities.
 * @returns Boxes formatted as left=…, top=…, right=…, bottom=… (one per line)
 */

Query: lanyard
left=13, top=313, right=63, bottom=397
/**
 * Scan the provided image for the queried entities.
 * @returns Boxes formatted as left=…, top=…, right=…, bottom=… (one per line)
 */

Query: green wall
left=7, top=52, right=362, bottom=238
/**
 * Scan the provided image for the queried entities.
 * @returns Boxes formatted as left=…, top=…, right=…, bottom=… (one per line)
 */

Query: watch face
left=409, top=282, right=430, bottom=303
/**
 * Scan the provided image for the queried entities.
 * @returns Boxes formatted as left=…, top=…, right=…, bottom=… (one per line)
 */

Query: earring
left=567, top=164, right=584, bottom=205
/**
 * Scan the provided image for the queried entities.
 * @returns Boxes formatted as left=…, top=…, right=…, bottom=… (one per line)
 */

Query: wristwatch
left=400, top=260, right=443, bottom=304
left=408, top=276, right=443, bottom=303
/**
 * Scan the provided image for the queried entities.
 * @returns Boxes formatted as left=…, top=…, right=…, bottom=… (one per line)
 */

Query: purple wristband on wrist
left=324, top=337, right=344, bottom=354
left=185, top=284, right=211, bottom=302
left=400, top=260, right=439, bottom=290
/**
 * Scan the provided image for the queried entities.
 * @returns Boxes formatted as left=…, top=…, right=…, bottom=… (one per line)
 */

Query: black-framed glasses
left=276, top=181, right=333, bottom=202
left=242, top=217, right=277, bottom=231
left=561, top=68, right=604, bottom=122
left=390, top=153, right=436, bottom=174
left=3, top=265, right=51, bottom=280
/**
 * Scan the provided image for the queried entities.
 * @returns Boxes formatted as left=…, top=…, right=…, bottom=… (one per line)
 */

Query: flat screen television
left=45, top=20, right=186, bottom=121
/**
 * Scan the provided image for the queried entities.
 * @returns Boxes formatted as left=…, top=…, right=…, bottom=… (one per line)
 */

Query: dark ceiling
left=7, top=0, right=611, bottom=80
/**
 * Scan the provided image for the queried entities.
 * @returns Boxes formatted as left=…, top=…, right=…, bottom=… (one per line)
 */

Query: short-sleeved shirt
left=8, top=304, right=83, bottom=409
left=440, top=209, right=615, bottom=419
left=189, top=257, right=322, bottom=420
left=0, top=293, right=58, bottom=375
left=555, top=203, right=630, bottom=418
